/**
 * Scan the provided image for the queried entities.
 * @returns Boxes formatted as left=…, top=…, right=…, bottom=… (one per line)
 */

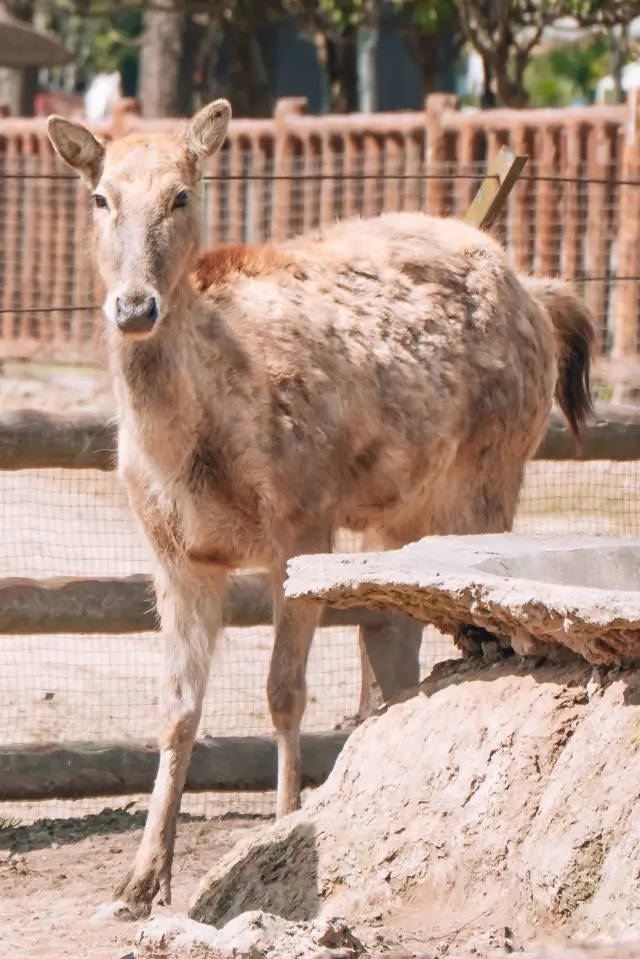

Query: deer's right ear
left=47, top=116, right=105, bottom=187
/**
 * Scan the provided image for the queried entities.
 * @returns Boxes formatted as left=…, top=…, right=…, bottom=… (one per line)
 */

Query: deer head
left=47, top=99, right=231, bottom=338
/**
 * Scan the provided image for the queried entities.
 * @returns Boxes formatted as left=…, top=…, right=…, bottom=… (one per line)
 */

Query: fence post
left=463, top=145, right=528, bottom=232
left=109, top=97, right=142, bottom=140
left=612, top=88, right=640, bottom=402
left=425, top=92, right=459, bottom=217
left=273, top=97, right=307, bottom=242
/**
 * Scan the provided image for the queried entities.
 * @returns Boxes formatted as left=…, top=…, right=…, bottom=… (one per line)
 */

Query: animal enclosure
left=1, top=396, right=640, bottom=826
left=1, top=92, right=640, bottom=385
left=0, top=109, right=639, bottom=826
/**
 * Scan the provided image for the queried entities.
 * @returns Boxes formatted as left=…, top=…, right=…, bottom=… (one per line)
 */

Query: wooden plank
left=0, top=574, right=155, bottom=635
left=539, top=406, right=640, bottom=461
left=613, top=89, right=640, bottom=367
left=464, top=145, right=528, bottom=232
left=0, top=731, right=350, bottom=800
left=0, top=570, right=391, bottom=635
left=1, top=404, right=639, bottom=475
left=0, top=408, right=116, bottom=471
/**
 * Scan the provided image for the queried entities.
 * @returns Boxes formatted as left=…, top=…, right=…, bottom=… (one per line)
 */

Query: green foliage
left=563, top=0, right=638, bottom=27
left=524, top=39, right=610, bottom=107
left=395, top=0, right=455, bottom=34
left=86, top=10, right=142, bottom=75
left=42, top=1, right=142, bottom=84
left=36, top=0, right=636, bottom=109
left=288, top=0, right=456, bottom=37
left=312, top=0, right=365, bottom=31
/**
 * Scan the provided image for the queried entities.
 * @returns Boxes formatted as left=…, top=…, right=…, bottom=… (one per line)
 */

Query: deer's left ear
left=47, top=115, right=105, bottom=188
left=183, top=99, right=231, bottom=173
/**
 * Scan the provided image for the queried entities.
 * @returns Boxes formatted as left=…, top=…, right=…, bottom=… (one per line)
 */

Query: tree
left=40, top=0, right=280, bottom=117
left=523, top=35, right=609, bottom=107
left=34, top=0, right=464, bottom=116
left=288, top=0, right=463, bottom=111
left=139, top=0, right=189, bottom=116
left=392, top=0, right=463, bottom=97
left=450, top=0, right=639, bottom=108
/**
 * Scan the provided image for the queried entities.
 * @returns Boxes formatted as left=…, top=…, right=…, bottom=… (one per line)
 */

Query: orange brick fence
left=0, top=93, right=639, bottom=394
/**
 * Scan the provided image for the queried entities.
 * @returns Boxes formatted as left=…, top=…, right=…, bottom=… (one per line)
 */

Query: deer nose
left=115, top=294, right=159, bottom=335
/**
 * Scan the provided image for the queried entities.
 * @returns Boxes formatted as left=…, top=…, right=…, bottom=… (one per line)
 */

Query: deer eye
left=172, top=190, right=189, bottom=210
left=92, top=194, right=108, bottom=210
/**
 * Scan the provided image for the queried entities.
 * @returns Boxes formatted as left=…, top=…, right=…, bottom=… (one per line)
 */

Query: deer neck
left=109, top=284, right=202, bottom=480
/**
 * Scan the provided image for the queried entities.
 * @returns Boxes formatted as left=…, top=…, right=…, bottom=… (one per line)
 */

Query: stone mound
left=183, top=657, right=640, bottom=955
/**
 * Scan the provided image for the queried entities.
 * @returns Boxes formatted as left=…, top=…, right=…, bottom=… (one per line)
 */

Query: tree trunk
left=481, top=55, right=497, bottom=108
left=610, top=26, right=628, bottom=105
left=402, top=26, right=464, bottom=98
left=196, top=20, right=224, bottom=108
left=224, top=24, right=272, bottom=118
left=494, top=66, right=529, bottom=108
left=356, top=18, right=379, bottom=112
left=327, top=28, right=358, bottom=113
left=177, top=15, right=203, bottom=116
left=139, top=0, right=186, bottom=117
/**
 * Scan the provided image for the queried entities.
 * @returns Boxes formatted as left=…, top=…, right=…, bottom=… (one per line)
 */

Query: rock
left=190, top=659, right=640, bottom=950
left=136, top=912, right=366, bottom=959
left=136, top=914, right=228, bottom=958
left=284, top=533, right=640, bottom=665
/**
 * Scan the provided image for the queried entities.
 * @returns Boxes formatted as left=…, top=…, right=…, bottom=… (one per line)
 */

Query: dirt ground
left=0, top=810, right=263, bottom=959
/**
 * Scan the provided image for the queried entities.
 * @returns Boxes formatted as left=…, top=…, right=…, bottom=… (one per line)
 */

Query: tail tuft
left=523, top=277, right=595, bottom=450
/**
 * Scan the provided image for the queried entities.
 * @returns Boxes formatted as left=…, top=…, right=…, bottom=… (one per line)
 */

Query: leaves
left=450, top=0, right=638, bottom=108
left=30, top=0, right=640, bottom=113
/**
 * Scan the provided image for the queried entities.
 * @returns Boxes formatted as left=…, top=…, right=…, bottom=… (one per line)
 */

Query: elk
left=47, top=99, right=594, bottom=920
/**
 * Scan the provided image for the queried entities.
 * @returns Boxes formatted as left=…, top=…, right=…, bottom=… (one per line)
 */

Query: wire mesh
left=0, top=152, right=639, bottom=825
left=1, top=151, right=638, bottom=364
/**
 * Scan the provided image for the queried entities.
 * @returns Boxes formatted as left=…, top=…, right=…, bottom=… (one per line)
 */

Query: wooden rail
left=537, top=405, right=640, bottom=461
left=1, top=405, right=639, bottom=472
left=0, top=409, right=116, bottom=471
left=0, top=571, right=393, bottom=635
left=0, top=732, right=350, bottom=801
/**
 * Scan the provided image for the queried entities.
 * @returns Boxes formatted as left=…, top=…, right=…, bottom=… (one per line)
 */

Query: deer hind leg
left=357, top=457, right=526, bottom=708
left=357, top=527, right=424, bottom=718
left=437, top=460, right=526, bottom=659
left=104, top=563, right=227, bottom=921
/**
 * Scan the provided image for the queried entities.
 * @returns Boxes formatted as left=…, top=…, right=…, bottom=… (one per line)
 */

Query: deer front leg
left=102, top=564, right=226, bottom=921
left=268, top=569, right=321, bottom=819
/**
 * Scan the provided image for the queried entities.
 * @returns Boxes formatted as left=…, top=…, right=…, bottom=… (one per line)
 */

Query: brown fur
left=523, top=277, right=595, bottom=447
left=47, top=100, right=595, bottom=922
left=192, top=244, right=298, bottom=290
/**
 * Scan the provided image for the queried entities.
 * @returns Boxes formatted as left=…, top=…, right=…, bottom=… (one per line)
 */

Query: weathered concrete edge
left=284, top=547, right=640, bottom=665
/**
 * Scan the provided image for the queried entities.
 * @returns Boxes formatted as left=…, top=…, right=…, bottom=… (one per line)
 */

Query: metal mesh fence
left=1, top=152, right=639, bottom=363
left=0, top=156, right=639, bottom=825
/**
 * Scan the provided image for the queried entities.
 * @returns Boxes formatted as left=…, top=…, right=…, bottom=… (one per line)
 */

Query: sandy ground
left=1, top=360, right=640, bottom=957
left=0, top=810, right=264, bottom=959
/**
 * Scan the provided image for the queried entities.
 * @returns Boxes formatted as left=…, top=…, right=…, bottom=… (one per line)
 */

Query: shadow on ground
left=0, top=807, right=271, bottom=853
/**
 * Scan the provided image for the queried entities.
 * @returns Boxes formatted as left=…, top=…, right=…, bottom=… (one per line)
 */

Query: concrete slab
left=285, top=534, right=640, bottom=665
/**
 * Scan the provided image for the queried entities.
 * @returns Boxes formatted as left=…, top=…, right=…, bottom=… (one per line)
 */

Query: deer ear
left=47, top=115, right=105, bottom=187
left=183, top=99, right=231, bottom=171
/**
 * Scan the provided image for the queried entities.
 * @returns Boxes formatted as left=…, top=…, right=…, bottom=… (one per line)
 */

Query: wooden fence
left=1, top=92, right=640, bottom=389
left=0, top=404, right=639, bottom=803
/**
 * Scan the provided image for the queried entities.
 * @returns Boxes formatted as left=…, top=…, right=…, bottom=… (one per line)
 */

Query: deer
left=46, top=99, right=594, bottom=920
